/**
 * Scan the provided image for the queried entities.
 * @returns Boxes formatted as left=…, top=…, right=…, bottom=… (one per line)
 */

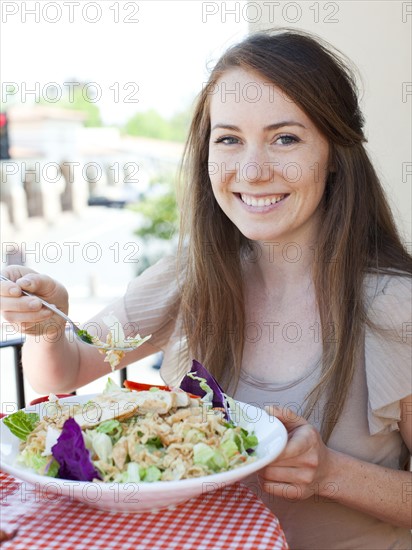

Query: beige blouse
left=123, top=256, right=412, bottom=550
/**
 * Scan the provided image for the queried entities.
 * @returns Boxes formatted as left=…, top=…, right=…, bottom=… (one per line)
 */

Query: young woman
left=2, top=29, right=411, bottom=549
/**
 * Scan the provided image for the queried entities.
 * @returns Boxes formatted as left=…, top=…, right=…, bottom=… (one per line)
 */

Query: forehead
left=209, top=68, right=308, bottom=123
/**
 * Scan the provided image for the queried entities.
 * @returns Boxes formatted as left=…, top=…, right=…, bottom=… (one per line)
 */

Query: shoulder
left=363, top=270, right=411, bottom=297
left=123, top=253, right=187, bottom=316
left=363, top=271, right=411, bottom=327
left=362, top=272, right=411, bottom=435
left=126, top=254, right=185, bottom=293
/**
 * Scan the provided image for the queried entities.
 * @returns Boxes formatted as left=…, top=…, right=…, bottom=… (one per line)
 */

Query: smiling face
left=208, top=68, right=331, bottom=247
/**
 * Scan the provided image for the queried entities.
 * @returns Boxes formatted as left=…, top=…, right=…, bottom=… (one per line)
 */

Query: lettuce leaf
left=193, top=442, right=227, bottom=471
left=96, top=419, right=122, bottom=443
left=86, top=431, right=113, bottom=463
left=3, top=410, right=39, bottom=441
left=52, top=418, right=101, bottom=481
left=103, top=377, right=122, bottom=393
left=18, top=448, right=59, bottom=477
left=143, top=465, right=162, bottom=482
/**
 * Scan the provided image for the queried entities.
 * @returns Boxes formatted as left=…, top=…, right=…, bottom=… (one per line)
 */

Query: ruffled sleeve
left=123, top=255, right=183, bottom=350
left=123, top=254, right=192, bottom=386
left=364, top=275, right=412, bottom=435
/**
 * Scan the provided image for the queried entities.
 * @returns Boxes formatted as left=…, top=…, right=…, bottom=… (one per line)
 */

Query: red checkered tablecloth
left=0, top=471, right=289, bottom=549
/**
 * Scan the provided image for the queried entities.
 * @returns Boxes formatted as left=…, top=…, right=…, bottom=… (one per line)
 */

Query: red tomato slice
left=123, top=381, right=169, bottom=392
left=123, top=380, right=201, bottom=399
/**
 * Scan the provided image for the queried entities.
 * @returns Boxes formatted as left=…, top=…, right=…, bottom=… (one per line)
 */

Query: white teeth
left=240, top=193, right=285, bottom=207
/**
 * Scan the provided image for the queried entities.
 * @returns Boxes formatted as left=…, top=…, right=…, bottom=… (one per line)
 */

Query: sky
left=1, top=1, right=249, bottom=123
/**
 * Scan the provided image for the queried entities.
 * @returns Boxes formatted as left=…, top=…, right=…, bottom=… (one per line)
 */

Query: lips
left=240, top=193, right=287, bottom=207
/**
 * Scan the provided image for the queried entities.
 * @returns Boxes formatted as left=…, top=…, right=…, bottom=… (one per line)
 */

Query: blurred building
left=0, top=105, right=183, bottom=239
left=7, top=105, right=85, bottom=161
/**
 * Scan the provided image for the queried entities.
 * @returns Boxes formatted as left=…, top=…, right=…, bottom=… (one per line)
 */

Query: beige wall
left=247, top=0, right=411, bottom=243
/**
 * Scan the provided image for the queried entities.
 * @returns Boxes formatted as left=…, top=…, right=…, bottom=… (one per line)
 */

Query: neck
left=243, top=239, right=317, bottom=294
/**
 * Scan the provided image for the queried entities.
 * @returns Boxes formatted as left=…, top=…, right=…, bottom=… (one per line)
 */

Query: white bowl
left=0, top=394, right=287, bottom=513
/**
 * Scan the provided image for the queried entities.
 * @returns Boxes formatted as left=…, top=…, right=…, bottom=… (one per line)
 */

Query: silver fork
left=0, top=274, right=137, bottom=351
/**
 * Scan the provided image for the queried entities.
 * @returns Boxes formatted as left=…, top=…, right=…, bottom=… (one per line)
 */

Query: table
left=0, top=471, right=289, bottom=549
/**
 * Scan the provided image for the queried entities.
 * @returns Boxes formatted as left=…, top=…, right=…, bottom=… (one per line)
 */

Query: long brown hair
left=177, top=29, right=411, bottom=441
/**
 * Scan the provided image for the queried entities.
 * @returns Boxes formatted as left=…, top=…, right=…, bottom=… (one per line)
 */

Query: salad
left=84, top=313, right=151, bottom=370
left=3, top=361, right=258, bottom=483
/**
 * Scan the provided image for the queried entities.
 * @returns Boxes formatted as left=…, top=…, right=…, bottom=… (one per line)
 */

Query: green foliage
left=131, top=184, right=178, bottom=241
left=129, top=175, right=179, bottom=276
left=39, top=83, right=102, bottom=127
left=59, top=87, right=102, bottom=127
left=169, top=108, right=192, bottom=142
left=125, top=109, right=169, bottom=140
left=124, top=106, right=191, bottom=251
left=124, top=107, right=191, bottom=142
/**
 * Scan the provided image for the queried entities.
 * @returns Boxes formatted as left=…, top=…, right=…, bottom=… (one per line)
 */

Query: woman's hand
left=259, top=405, right=333, bottom=501
left=1, top=265, right=69, bottom=337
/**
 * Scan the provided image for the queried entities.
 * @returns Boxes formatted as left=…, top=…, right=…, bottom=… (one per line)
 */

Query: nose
left=241, top=146, right=276, bottom=185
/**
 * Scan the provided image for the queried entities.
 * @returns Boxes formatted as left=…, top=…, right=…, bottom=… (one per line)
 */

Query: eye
left=275, top=134, right=300, bottom=145
left=213, top=136, right=240, bottom=145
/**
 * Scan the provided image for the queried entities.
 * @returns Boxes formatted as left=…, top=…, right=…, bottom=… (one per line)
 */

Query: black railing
left=0, top=337, right=25, bottom=409
left=0, top=336, right=132, bottom=410
left=0, top=335, right=161, bottom=410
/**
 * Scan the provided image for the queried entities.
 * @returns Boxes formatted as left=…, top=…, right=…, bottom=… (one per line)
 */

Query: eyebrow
left=211, top=121, right=306, bottom=131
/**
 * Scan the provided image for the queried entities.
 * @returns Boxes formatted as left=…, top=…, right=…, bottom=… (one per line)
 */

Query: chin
left=238, top=225, right=282, bottom=243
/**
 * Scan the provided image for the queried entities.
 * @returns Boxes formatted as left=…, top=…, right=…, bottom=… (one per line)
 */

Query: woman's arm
left=261, top=397, right=412, bottom=529
left=1, top=267, right=158, bottom=394
left=21, top=318, right=160, bottom=394
left=24, top=301, right=162, bottom=394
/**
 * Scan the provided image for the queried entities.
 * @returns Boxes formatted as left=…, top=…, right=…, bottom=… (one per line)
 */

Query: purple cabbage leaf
left=52, top=417, right=101, bottom=481
left=179, top=359, right=231, bottom=421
